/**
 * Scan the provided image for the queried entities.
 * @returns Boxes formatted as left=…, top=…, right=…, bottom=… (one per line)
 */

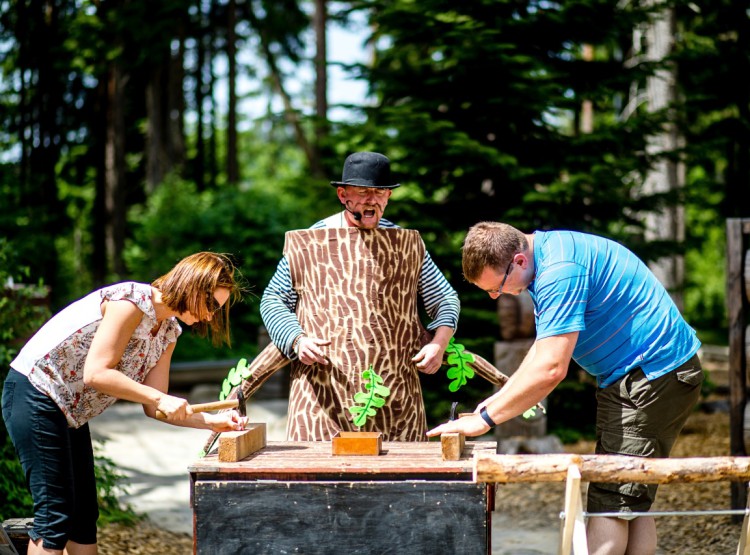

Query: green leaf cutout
left=444, top=337, right=476, bottom=392
left=347, top=365, right=391, bottom=428
left=219, top=358, right=251, bottom=401
left=522, top=405, right=547, bottom=420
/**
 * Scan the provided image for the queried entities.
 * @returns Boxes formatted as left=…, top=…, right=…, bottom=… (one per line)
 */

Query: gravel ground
left=494, top=406, right=743, bottom=555
left=96, top=407, right=742, bottom=555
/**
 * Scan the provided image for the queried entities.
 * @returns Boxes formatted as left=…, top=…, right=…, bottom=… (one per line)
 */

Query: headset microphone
left=344, top=202, right=362, bottom=221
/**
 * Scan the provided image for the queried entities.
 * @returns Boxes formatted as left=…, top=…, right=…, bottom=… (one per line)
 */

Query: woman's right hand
left=155, top=394, right=192, bottom=421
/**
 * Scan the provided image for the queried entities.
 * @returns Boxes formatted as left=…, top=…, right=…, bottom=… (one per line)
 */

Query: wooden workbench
left=189, top=440, right=496, bottom=555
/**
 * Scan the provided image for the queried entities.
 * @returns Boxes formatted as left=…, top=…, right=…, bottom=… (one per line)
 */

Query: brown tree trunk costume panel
left=202, top=229, right=521, bottom=453
left=285, top=228, right=427, bottom=441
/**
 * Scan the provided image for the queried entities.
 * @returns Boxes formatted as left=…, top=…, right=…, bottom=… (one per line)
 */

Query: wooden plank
left=727, top=219, right=748, bottom=512
left=441, top=432, right=465, bottom=461
left=559, top=465, right=585, bottom=555
left=475, top=454, right=750, bottom=484
left=218, top=424, right=266, bottom=463
left=194, top=481, right=488, bottom=555
left=191, top=441, right=496, bottom=482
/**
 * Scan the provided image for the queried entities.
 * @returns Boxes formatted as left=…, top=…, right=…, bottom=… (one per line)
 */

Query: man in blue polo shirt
left=427, top=221, right=702, bottom=555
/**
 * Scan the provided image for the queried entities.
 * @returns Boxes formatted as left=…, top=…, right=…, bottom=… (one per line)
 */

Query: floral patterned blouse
left=10, top=282, right=182, bottom=428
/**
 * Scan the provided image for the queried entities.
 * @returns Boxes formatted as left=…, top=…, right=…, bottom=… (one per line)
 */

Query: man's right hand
left=296, top=336, right=332, bottom=366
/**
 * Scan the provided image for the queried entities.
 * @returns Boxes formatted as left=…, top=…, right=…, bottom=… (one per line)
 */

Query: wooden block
left=331, top=431, right=382, bottom=456
left=441, top=432, right=465, bottom=461
left=218, top=423, right=266, bottom=463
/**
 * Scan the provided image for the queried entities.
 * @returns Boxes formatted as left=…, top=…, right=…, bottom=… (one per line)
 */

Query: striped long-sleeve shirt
left=259, top=212, right=460, bottom=359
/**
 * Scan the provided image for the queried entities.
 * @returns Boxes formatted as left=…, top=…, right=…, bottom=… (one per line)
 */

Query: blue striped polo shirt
left=527, top=230, right=701, bottom=388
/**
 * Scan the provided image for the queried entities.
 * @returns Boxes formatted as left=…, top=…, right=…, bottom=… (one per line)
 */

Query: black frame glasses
left=485, top=260, right=513, bottom=296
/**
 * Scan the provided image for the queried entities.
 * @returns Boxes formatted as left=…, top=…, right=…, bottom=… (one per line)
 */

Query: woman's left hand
left=206, top=410, right=247, bottom=433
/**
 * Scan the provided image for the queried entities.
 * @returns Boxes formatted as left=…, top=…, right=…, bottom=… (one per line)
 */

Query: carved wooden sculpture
left=203, top=228, right=516, bottom=453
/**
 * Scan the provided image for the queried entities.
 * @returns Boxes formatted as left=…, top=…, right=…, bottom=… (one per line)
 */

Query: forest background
left=1, top=0, right=748, bottom=467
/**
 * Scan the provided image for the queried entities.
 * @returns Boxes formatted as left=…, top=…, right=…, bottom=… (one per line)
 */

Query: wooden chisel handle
left=155, top=398, right=239, bottom=420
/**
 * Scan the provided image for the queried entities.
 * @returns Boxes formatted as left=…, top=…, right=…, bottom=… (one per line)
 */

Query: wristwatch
left=479, top=407, right=497, bottom=428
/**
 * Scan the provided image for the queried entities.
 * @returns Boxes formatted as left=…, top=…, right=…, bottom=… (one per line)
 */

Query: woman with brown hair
left=2, top=251, right=245, bottom=555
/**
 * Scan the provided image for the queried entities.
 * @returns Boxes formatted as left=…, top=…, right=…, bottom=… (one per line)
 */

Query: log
left=474, top=454, right=750, bottom=484
left=218, top=423, right=266, bottom=463
left=475, top=454, right=583, bottom=482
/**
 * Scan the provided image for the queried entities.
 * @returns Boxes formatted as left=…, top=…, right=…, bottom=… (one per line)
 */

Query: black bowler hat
left=330, top=151, right=401, bottom=189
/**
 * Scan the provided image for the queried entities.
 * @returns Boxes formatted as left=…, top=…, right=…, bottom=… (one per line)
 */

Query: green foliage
left=348, top=365, right=391, bottom=428
left=219, top=358, right=252, bottom=401
left=444, top=337, right=476, bottom=392
left=124, top=173, right=315, bottom=361
left=0, top=239, right=51, bottom=520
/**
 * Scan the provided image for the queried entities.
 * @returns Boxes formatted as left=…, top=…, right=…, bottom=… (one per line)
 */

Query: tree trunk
left=145, top=63, right=165, bottom=192
left=105, top=62, right=128, bottom=278
left=194, top=1, right=207, bottom=191
left=641, top=3, right=685, bottom=309
left=249, top=6, right=323, bottom=178
left=313, top=0, right=329, bottom=148
left=226, top=0, right=239, bottom=184
left=168, top=18, right=186, bottom=170
left=208, top=23, right=218, bottom=190
left=92, top=78, right=108, bottom=284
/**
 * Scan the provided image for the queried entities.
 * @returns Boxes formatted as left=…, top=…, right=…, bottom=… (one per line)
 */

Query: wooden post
left=737, top=483, right=750, bottom=555
left=727, top=219, right=749, bottom=514
left=559, top=465, right=588, bottom=555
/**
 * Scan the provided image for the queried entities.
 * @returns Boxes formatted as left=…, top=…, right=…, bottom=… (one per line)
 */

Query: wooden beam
left=474, top=454, right=750, bottom=484
left=727, top=218, right=748, bottom=512
left=559, top=465, right=588, bottom=555
left=441, top=433, right=465, bottom=461
left=218, top=423, right=267, bottom=463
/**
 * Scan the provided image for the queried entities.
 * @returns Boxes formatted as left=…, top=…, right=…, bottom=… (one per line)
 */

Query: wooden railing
left=474, top=453, right=750, bottom=555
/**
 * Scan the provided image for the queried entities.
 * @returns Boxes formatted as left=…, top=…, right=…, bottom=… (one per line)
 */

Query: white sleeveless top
left=10, top=282, right=181, bottom=428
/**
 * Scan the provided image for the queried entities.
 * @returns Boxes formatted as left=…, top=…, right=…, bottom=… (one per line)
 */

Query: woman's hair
left=461, top=222, right=528, bottom=283
left=152, top=252, right=242, bottom=346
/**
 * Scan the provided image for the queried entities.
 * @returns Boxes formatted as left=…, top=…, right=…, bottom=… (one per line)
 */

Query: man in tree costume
left=204, top=152, right=514, bottom=450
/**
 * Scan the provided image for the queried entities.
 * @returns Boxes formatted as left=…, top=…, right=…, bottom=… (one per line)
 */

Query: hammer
left=155, top=389, right=246, bottom=421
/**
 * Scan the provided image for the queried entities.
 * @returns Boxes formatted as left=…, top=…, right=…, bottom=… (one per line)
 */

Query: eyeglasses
left=485, top=260, right=514, bottom=296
